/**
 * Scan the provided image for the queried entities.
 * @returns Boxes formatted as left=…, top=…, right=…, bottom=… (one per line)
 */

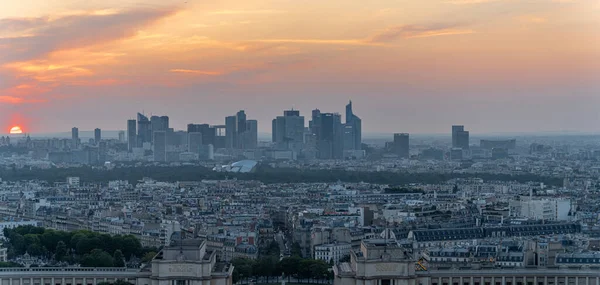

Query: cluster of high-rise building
left=123, top=111, right=259, bottom=162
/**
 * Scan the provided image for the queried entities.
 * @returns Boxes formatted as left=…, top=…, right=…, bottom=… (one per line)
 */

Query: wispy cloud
left=208, top=9, right=284, bottom=15
left=368, top=24, right=475, bottom=43
left=170, top=69, right=224, bottom=75
left=252, top=39, right=378, bottom=46
left=0, top=7, right=178, bottom=104
left=443, top=0, right=500, bottom=4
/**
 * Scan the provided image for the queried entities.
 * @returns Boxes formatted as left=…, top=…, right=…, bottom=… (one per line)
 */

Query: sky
left=0, top=0, right=599, bottom=135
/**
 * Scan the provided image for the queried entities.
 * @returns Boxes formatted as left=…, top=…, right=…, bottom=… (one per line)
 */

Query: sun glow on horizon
left=9, top=126, right=23, bottom=134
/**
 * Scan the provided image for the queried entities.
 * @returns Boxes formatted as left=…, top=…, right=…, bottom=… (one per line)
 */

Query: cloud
left=208, top=10, right=284, bottom=15
left=0, top=7, right=177, bottom=104
left=368, top=24, right=475, bottom=43
left=0, top=8, right=177, bottom=63
left=443, top=0, right=500, bottom=4
left=170, top=69, right=224, bottom=76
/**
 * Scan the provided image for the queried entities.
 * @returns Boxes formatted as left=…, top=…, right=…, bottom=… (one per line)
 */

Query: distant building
left=188, top=132, right=203, bottom=154
left=137, top=113, right=151, bottom=147
left=481, top=139, right=516, bottom=150
left=94, top=128, right=101, bottom=144
left=118, top=130, right=125, bottom=142
left=71, top=127, right=79, bottom=149
left=312, top=112, right=343, bottom=159
left=345, top=100, right=362, bottom=151
left=153, top=131, right=166, bottom=162
left=452, top=125, right=469, bottom=149
left=393, top=133, right=410, bottom=158
left=225, top=116, right=237, bottom=149
left=272, top=109, right=305, bottom=153
left=187, top=124, right=216, bottom=146
left=225, top=111, right=257, bottom=150
left=127, top=119, right=137, bottom=152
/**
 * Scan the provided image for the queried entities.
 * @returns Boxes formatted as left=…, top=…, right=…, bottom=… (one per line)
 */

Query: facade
left=315, top=242, right=352, bottom=264
left=393, top=133, right=410, bottom=158
left=334, top=240, right=600, bottom=285
left=188, top=132, right=203, bottom=154
left=71, top=127, right=79, bottom=149
left=137, top=113, right=152, bottom=147
left=345, top=101, right=362, bottom=151
left=153, top=131, right=167, bottom=162
left=94, top=128, right=101, bottom=145
left=272, top=110, right=305, bottom=153
left=315, top=113, right=343, bottom=159
left=0, top=239, right=233, bottom=285
left=127, top=119, right=137, bottom=152
left=225, top=116, right=237, bottom=149
left=452, top=126, right=469, bottom=149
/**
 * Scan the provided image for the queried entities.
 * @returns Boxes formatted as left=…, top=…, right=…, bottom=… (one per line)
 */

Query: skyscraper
left=272, top=109, right=305, bottom=152
left=71, top=127, right=79, bottom=149
left=456, top=130, right=470, bottom=149
left=315, top=112, right=343, bottom=159
left=137, top=113, right=151, bottom=147
left=187, top=124, right=216, bottom=146
left=127, top=119, right=137, bottom=152
left=452, top=125, right=464, bottom=148
left=118, top=131, right=125, bottom=143
left=225, top=111, right=257, bottom=150
left=393, top=133, right=410, bottom=159
left=153, top=131, right=166, bottom=162
left=225, top=116, right=237, bottom=149
left=345, top=101, right=362, bottom=150
left=246, top=119, right=258, bottom=149
left=94, top=128, right=101, bottom=144
left=151, top=115, right=169, bottom=140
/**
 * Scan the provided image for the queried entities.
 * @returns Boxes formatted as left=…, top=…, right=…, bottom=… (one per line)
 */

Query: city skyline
left=1, top=0, right=599, bottom=134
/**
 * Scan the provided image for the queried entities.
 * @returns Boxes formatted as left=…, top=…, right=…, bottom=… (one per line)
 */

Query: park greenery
left=0, top=164, right=562, bottom=187
left=232, top=241, right=334, bottom=284
left=3, top=225, right=157, bottom=267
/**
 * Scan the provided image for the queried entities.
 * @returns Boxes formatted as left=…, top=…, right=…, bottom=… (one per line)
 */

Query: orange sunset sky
left=0, top=0, right=599, bottom=135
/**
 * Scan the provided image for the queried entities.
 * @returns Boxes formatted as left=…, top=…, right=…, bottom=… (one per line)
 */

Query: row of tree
left=232, top=256, right=332, bottom=284
left=3, top=225, right=157, bottom=267
left=0, top=164, right=562, bottom=186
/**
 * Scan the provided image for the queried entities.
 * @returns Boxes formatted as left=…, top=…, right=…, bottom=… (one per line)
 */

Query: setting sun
left=9, top=126, right=23, bottom=134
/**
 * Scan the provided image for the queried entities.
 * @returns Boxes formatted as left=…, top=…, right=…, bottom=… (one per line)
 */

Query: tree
left=279, top=256, right=301, bottom=281
left=290, top=242, right=302, bottom=257
left=80, top=249, right=114, bottom=267
left=113, top=250, right=125, bottom=267
left=55, top=241, right=67, bottom=261
left=141, top=251, right=157, bottom=263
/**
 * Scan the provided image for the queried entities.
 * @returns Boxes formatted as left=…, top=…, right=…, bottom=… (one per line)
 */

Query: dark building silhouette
left=393, top=133, right=410, bottom=158
left=137, top=113, right=151, bottom=147
left=94, top=128, right=101, bottom=144
left=127, top=119, right=137, bottom=152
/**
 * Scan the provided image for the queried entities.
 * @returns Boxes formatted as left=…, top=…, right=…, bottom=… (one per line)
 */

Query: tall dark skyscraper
left=393, top=133, right=410, bottom=158
left=452, top=125, right=470, bottom=149
left=452, top=125, right=463, bottom=147
left=151, top=116, right=169, bottom=135
left=225, top=116, right=237, bottom=149
left=127, top=119, right=137, bottom=152
left=272, top=109, right=305, bottom=152
left=345, top=101, right=362, bottom=151
left=94, top=128, right=101, bottom=144
left=137, top=113, right=151, bottom=147
left=187, top=124, right=216, bottom=146
left=314, top=112, right=343, bottom=159
left=71, top=127, right=79, bottom=149
left=225, top=111, right=257, bottom=150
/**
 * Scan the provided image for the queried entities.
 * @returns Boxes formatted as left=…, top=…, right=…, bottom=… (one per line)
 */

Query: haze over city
left=1, top=0, right=599, bottom=135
